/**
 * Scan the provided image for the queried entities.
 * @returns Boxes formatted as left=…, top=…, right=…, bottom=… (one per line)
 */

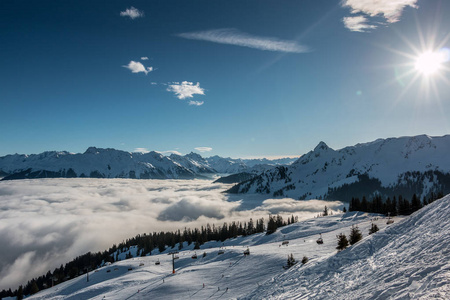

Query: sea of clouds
left=0, top=178, right=343, bottom=290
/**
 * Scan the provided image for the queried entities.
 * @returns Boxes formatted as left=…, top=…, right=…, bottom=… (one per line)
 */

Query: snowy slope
left=0, top=149, right=296, bottom=181
left=230, top=135, right=450, bottom=201
left=205, top=156, right=296, bottom=174
left=245, top=195, right=450, bottom=300
left=25, top=210, right=408, bottom=300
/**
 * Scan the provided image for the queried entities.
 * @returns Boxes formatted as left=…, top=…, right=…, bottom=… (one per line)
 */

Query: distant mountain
left=0, top=148, right=296, bottom=181
left=213, top=172, right=256, bottom=184
left=228, top=135, right=450, bottom=201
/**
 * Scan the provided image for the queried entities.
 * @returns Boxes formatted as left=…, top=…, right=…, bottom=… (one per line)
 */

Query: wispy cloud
left=178, top=28, right=309, bottom=53
left=189, top=100, right=204, bottom=106
left=123, top=61, right=153, bottom=75
left=141, top=57, right=149, bottom=60
left=341, top=0, right=418, bottom=32
left=343, top=16, right=377, bottom=32
left=167, top=81, right=205, bottom=100
left=156, top=150, right=183, bottom=156
left=194, top=147, right=212, bottom=152
left=133, top=148, right=150, bottom=153
left=120, top=7, right=144, bottom=19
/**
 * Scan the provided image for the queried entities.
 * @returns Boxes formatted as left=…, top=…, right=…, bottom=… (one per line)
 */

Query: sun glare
left=415, top=51, right=446, bottom=75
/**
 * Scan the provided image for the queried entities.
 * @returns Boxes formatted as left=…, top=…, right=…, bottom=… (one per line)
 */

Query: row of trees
left=348, top=191, right=443, bottom=216
left=1, top=214, right=297, bottom=299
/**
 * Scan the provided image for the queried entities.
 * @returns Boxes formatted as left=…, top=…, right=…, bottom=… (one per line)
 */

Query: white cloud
left=194, top=147, right=212, bottom=152
left=141, top=57, right=149, bottom=60
left=342, top=0, right=418, bottom=23
left=189, top=100, right=204, bottom=106
left=0, top=178, right=341, bottom=290
left=167, top=81, right=205, bottom=100
left=120, top=7, right=144, bottom=19
left=156, top=150, right=183, bottom=156
left=133, top=148, right=150, bottom=153
left=123, top=61, right=153, bottom=75
left=343, top=16, right=378, bottom=32
left=150, top=82, right=158, bottom=85
left=257, top=198, right=343, bottom=214
left=178, top=28, right=309, bottom=53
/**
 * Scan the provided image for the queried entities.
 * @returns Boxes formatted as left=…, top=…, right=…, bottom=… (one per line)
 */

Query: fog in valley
left=0, top=178, right=343, bottom=290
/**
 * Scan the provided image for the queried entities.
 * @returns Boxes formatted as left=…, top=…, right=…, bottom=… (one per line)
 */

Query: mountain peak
left=84, top=147, right=99, bottom=154
left=314, top=141, right=330, bottom=152
left=185, top=152, right=203, bottom=160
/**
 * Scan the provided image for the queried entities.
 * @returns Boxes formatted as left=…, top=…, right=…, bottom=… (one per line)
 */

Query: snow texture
left=246, top=195, right=450, bottom=299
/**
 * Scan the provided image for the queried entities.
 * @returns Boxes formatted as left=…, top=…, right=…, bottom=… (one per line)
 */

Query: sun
left=415, top=51, right=446, bottom=75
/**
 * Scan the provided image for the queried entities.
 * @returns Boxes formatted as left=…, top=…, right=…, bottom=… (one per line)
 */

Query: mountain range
left=228, top=135, right=450, bottom=202
left=2, top=134, right=450, bottom=202
left=0, top=147, right=296, bottom=180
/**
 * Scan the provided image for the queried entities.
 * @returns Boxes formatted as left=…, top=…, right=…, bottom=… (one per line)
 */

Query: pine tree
left=30, top=281, right=39, bottom=295
left=301, top=256, right=309, bottom=264
left=266, top=215, right=277, bottom=235
left=17, top=285, right=23, bottom=300
left=349, top=225, right=363, bottom=245
left=369, top=223, right=379, bottom=235
left=286, top=254, right=296, bottom=268
left=411, top=193, right=422, bottom=212
left=194, top=241, right=200, bottom=250
left=323, top=206, right=329, bottom=216
left=336, top=233, right=349, bottom=251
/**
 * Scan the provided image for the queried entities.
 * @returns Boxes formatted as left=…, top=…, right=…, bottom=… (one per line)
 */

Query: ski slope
left=246, top=195, right=450, bottom=299
left=26, top=210, right=406, bottom=300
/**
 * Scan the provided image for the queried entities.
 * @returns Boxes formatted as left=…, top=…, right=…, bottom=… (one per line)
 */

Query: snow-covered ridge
left=0, top=148, right=297, bottom=180
left=245, top=195, right=450, bottom=299
left=230, top=135, right=450, bottom=201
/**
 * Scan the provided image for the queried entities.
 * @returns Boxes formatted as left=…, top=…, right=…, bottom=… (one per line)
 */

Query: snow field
left=245, top=196, right=450, bottom=299
left=27, top=211, right=401, bottom=300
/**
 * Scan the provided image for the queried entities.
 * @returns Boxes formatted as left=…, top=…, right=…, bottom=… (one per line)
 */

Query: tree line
left=1, top=214, right=297, bottom=299
left=348, top=191, right=443, bottom=216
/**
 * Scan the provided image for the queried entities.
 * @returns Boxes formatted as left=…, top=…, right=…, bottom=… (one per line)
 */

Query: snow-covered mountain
left=228, top=135, right=450, bottom=201
left=0, top=148, right=296, bottom=180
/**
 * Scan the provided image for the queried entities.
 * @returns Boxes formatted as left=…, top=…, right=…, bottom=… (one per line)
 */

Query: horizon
left=0, top=133, right=447, bottom=160
left=1, top=0, right=450, bottom=158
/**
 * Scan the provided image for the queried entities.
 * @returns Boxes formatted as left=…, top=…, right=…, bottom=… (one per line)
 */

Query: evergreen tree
left=336, top=233, right=349, bottom=251
left=194, top=241, right=201, bottom=250
left=301, top=256, right=309, bottom=264
left=391, top=196, right=398, bottom=216
left=17, top=285, right=23, bottom=300
left=286, top=254, right=296, bottom=268
left=369, top=223, right=379, bottom=235
left=411, top=193, right=422, bottom=212
left=30, top=281, right=39, bottom=295
left=266, top=215, right=277, bottom=235
left=361, top=196, right=368, bottom=212
left=349, top=225, right=363, bottom=245
left=343, top=206, right=347, bottom=213
left=323, top=206, right=329, bottom=216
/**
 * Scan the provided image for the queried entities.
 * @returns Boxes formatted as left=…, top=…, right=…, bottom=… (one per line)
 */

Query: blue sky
left=1, top=0, right=449, bottom=158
